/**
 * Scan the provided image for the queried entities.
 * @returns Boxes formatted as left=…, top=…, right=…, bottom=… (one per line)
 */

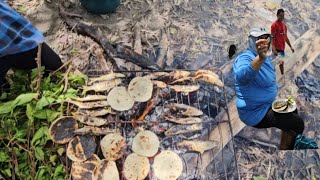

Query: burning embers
left=49, top=70, right=225, bottom=179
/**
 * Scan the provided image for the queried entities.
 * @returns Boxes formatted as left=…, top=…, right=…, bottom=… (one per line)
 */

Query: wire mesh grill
left=85, top=69, right=238, bottom=179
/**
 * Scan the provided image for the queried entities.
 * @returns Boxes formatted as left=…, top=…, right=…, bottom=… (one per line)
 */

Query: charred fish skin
left=74, top=126, right=118, bottom=136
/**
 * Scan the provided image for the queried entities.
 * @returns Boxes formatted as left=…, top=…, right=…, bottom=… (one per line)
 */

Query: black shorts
left=0, top=43, right=62, bottom=87
left=253, top=107, right=304, bottom=135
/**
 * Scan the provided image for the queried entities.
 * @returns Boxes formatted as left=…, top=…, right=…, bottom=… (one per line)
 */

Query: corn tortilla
left=153, top=150, right=183, bottom=180
left=107, top=86, right=134, bottom=111
left=123, top=153, right=150, bottom=180
left=132, top=130, right=160, bottom=157
left=128, top=77, right=153, bottom=102
left=49, top=116, right=78, bottom=144
left=100, top=133, right=126, bottom=161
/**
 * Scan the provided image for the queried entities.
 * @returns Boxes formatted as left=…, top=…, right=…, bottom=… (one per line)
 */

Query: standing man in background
left=271, top=9, right=294, bottom=57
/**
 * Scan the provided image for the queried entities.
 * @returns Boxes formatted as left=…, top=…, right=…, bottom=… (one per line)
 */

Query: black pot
left=80, top=0, right=120, bottom=14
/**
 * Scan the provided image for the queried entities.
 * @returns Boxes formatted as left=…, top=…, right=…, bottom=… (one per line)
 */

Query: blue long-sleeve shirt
left=0, top=1, right=44, bottom=57
left=233, top=50, right=278, bottom=126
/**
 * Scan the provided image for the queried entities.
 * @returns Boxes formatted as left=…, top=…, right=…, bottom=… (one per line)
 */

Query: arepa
left=107, top=86, right=134, bottom=111
left=67, top=135, right=96, bottom=162
left=132, top=130, right=160, bottom=157
left=100, top=133, right=126, bottom=161
left=92, top=160, right=119, bottom=180
left=49, top=117, right=78, bottom=144
left=123, top=153, right=150, bottom=180
left=71, top=154, right=100, bottom=180
left=153, top=150, right=183, bottom=180
left=128, top=77, right=153, bottom=102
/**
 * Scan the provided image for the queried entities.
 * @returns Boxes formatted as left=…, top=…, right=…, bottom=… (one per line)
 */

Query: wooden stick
left=35, top=43, right=42, bottom=95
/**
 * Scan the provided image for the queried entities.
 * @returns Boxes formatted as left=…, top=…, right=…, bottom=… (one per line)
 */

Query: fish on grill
left=193, top=70, right=219, bottom=79
left=74, top=126, right=118, bottom=136
left=143, top=72, right=170, bottom=80
left=165, top=124, right=202, bottom=136
left=168, top=85, right=200, bottom=93
left=170, top=70, right=191, bottom=79
left=72, top=95, right=108, bottom=102
left=67, top=100, right=109, bottom=109
left=73, top=113, right=108, bottom=126
left=176, top=140, right=219, bottom=154
left=165, top=117, right=203, bottom=124
left=78, top=107, right=114, bottom=117
left=152, top=80, right=167, bottom=88
left=82, top=78, right=122, bottom=94
left=168, top=103, right=203, bottom=116
left=193, top=73, right=224, bottom=87
left=88, top=73, right=125, bottom=85
left=170, top=77, right=193, bottom=84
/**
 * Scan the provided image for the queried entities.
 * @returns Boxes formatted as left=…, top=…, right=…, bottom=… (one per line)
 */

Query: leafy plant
left=0, top=67, right=85, bottom=179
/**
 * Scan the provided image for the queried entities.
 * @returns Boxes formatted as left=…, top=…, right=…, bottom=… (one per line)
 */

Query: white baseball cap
left=249, top=27, right=271, bottom=37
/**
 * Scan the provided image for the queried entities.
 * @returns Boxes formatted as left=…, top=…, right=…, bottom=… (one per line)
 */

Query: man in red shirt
left=271, top=9, right=294, bottom=57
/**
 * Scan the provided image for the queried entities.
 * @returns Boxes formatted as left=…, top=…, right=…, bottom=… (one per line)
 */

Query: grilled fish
left=170, top=70, right=190, bottom=79
left=169, top=85, right=200, bottom=93
left=165, top=124, right=202, bottom=136
left=78, top=107, right=114, bottom=117
left=170, top=77, right=193, bottom=84
left=169, top=103, right=203, bottom=116
left=177, top=140, right=219, bottom=154
left=73, top=113, right=108, bottom=126
left=193, top=74, right=224, bottom=87
left=67, top=100, right=109, bottom=109
left=82, top=79, right=122, bottom=94
left=165, top=117, right=202, bottom=124
left=194, top=70, right=219, bottom=79
left=143, top=72, right=170, bottom=80
left=152, top=80, right=167, bottom=88
left=88, top=73, right=125, bottom=85
left=74, top=126, right=118, bottom=136
left=72, top=95, right=108, bottom=102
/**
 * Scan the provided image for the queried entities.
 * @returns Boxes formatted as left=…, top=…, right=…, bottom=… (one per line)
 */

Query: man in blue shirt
left=0, top=1, right=62, bottom=91
left=233, top=27, right=317, bottom=150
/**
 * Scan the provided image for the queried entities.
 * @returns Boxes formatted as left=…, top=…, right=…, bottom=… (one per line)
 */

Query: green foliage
left=0, top=67, right=86, bottom=179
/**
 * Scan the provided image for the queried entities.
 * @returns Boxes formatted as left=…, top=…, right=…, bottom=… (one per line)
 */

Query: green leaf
left=0, top=100, right=14, bottom=114
left=12, top=93, right=38, bottom=109
left=50, top=155, right=57, bottom=165
left=253, top=176, right=266, bottom=180
left=36, top=96, right=55, bottom=110
left=34, top=147, right=45, bottom=160
left=31, top=127, right=46, bottom=146
left=57, top=147, right=65, bottom=156
left=33, top=109, right=60, bottom=121
left=4, top=168, right=12, bottom=177
left=0, top=151, right=9, bottom=162
left=54, top=164, right=65, bottom=179
left=26, top=104, right=34, bottom=124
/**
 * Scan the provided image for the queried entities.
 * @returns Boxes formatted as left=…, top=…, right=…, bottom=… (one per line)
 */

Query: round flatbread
left=67, top=135, right=96, bottom=162
left=100, top=133, right=126, bottom=161
left=123, top=153, right=150, bottom=180
left=71, top=154, right=100, bottom=180
left=128, top=77, right=153, bottom=102
left=132, top=130, right=160, bottom=157
left=153, top=150, right=183, bottom=180
left=92, top=160, right=119, bottom=180
left=107, top=86, right=134, bottom=111
left=49, top=116, right=78, bottom=144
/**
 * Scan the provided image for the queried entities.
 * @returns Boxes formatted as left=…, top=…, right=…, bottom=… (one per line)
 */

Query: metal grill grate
left=86, top=69, right=239, bottom=179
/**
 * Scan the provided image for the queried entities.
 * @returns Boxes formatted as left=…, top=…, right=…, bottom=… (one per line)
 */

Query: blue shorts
left=276, top=50, right=285, bottom=57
